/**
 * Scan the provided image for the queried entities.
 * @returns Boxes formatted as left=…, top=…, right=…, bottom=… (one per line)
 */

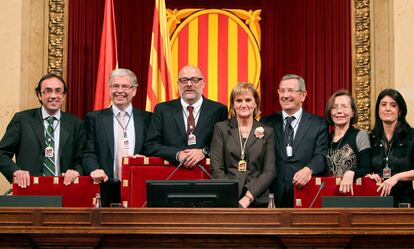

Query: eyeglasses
left=110, top=84, right=135, bottom=91
left=331, top=105, right=352, bottom=111
left=277, top=88, right=303, bottom=94
left=178, top=77, right=203, bottom=84
left=41, top=88, right=64, bottom=96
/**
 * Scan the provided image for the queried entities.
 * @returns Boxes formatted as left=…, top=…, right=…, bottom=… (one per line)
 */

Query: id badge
left=383, top=166, right=391, bottom=179
left=286, top=145, right=293, bottom=157
left=122, top=138, right=130, bottom=149
left=188, top=133, right=196, bottom=145
left=45, top=146, right=54, bottom=158
left=238, top=160, right=247, bottom=171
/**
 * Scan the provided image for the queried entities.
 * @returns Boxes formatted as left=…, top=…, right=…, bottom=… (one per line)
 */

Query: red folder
left=121, top=156, right=211, bottom=207
left=294, top=176, right=380, bottom=208
left=12, top=176, right=100, bottom=207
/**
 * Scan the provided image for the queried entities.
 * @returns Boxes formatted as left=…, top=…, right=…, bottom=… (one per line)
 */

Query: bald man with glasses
left=145, top=65, right=228, bottom=168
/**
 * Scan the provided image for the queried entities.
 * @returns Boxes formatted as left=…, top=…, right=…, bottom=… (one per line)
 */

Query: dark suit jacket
left=0, top=108, right=85, bottom=182
left=261, top=111, right=328, bottom=207
left=82, top=107, right=151, bottom=206
left=210, top=118, right=276, bottom=205
left=144, top=97, right=228, bottom=163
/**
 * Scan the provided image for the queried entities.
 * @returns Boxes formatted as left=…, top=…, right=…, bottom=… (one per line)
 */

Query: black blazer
left=0, top=108, right=85, bottom=182
left=210, top=118, right=276, bottom=205
left=144, top=97, right=228, bottom=163
left=261, top=111, right=328, bottom=207
left=82, top=107, right=151, bottom=179
left=370, top=128, right=414, bottom=206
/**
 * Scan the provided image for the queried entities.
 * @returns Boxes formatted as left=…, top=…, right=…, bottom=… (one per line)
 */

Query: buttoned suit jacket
left=0, top=108, right=85, bottom=182
left=144, top=97, right=228, bottom=163
left=261, top=111, right=328, bottom=207
left=210, top=118, right=276, bottom=204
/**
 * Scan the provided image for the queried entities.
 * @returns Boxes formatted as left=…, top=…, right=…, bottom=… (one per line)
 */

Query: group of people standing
left=0, top=65, right=413, bottom=208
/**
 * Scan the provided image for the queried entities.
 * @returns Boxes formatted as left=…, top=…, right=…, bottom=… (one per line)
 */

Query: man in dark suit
left=145, top=65, right=228, bottom=168
left=0, top=73, right=85, bottom=188
left=83, top=68, right=151, bottom=206
left=261, top=74, right=328, bottom=207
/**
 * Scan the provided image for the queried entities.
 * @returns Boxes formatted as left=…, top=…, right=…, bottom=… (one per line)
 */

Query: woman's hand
left=377, top=176, right=398, bottom=196
left=339, top=171, right=355, bottom=195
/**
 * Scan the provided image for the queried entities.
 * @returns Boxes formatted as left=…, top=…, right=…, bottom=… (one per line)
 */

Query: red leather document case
left=12, top=176, right=100, bottom=207
left=294, top=176, right=380, bottom=208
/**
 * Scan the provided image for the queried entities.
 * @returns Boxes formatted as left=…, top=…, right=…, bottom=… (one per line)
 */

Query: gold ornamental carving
left=48, top=0, right=65, bottom=76
left=353, top=0, right=371, bottom=130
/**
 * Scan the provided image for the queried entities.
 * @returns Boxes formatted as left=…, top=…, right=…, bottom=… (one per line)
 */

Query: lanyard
left=382, top=139, right=394, bottom=168
left=113, top=112, right=132, bottom=138
left=238, top=126, right=251, bottom=160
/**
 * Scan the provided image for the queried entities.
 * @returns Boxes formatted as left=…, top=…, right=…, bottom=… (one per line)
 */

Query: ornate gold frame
left=49, top=0, right=371, bottom=127
left=48, top=0, right=65, bottom=76
left=352, top=0, right=371, bottom=130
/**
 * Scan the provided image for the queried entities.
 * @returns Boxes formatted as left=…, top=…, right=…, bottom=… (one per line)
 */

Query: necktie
left=43, top=116, right=56, bottom=176
left=187, top=105, right=195, bottom=135
left=116, top=111, right=127, bottom=181
left=285, top=116, right=295, bottom=145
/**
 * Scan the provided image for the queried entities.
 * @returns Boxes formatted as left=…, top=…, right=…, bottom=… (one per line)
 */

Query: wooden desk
left=0, top=208, right=413, bottom=248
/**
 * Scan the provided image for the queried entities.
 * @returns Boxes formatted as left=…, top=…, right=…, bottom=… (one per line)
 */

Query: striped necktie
left=43, top=116, right=56, bottom=176
left=285, top=116, right=295, bottom=146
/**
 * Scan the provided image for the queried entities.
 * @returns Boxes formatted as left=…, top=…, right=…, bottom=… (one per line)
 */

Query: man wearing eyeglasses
left=261, top=74, right=328, bottom=207
left=0, top=73, right=85, bottom=188
left=82, top=68, right=151, bottom=206
left=145, top=65, right=228, bottom=168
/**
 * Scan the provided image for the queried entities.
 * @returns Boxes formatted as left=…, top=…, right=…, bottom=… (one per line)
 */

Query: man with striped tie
left=0, top=73, right=85, bottom=188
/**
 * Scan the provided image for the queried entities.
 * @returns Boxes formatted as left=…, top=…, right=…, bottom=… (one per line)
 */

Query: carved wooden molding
left=48, top=0, right=65, bottom=76
left=353, top=0, right=371, bottom=130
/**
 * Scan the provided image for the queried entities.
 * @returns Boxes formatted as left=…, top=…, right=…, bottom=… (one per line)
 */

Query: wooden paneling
left=0, top=208, right=413, bottom=248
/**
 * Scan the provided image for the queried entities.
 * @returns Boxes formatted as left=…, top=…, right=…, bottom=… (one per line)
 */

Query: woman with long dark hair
left=369, top=88, right=414, bottom=207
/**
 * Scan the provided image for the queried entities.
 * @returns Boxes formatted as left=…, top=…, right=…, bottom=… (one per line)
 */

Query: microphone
left=3, top=188, right=12, bottom=196
left=309, top=181, right=326, bottom=208
left=196, top=163, right=214, bottom=179
left=142, top=158, right=188, bottom=207
left=165, top=158, right=187, bottom=181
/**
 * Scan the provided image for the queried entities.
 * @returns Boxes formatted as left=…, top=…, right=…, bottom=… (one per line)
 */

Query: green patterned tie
left=43, top=116, right=56, bottom=176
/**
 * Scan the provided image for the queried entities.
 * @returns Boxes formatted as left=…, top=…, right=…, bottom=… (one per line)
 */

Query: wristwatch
left=202, top=147, right=210, bottom=157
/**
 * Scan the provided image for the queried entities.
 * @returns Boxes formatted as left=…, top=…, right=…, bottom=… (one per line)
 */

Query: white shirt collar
left=112, top=104, right=133, bottom=117
left=41, top=106, right=61, bottom=120
left=282, top=108, right=303, bottom=121
left=180, top=97, right=203, bottom=110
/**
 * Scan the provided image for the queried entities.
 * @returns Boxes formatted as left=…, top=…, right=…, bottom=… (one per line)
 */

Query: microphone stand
left=309, top=181, right=326, bottom=208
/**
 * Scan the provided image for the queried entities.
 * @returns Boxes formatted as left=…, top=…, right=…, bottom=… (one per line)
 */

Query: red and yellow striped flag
left=93, top=0, right=118, bottom=111
left=146, top=0, right=174, bottom=112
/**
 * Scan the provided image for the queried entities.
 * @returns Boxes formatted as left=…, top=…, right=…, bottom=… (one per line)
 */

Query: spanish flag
left=93, top=0, right=118, bottom=111
left=146, top=0, right=174, bottom=112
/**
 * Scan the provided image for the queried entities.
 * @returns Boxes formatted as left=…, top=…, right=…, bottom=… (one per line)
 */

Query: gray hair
left=281, top=74, right=306, bottom=91
left=109, top=68, right=138, bottom=87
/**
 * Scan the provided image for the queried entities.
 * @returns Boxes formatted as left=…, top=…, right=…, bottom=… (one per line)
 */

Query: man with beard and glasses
left=145, top=65, right=228, bottom=168
left=0, top=73, right=85, bottom=188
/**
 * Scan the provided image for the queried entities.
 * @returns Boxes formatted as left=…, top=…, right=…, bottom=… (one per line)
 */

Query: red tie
left=187, top=105, right=195, bottom=135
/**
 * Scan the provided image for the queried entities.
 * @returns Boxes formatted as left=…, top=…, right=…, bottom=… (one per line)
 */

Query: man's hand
left=179, top=149, right=205, bottom=168
left=339, top=171, right=355, bottom=195
left=13, top=170, right=30, bottom=188
left=292, top=167, right=313, bottom=188
left=62, top=169, right=80, bottom=186
left=90, top=169, right=108, bottom=183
